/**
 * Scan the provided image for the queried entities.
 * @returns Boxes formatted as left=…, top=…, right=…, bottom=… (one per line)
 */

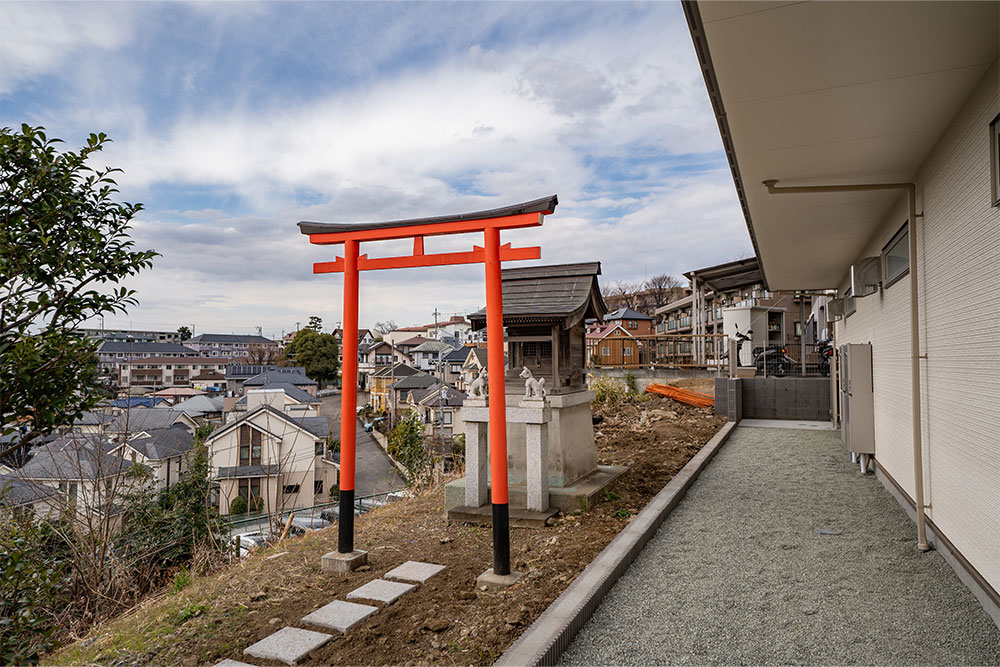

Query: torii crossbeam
left=298, top=195, right=557, bottom=576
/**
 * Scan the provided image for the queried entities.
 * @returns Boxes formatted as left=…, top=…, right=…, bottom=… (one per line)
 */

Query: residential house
left=112, top=423, right=194, bottom=490
left=242, top=369, right=318, bottom=397
left=460, top=347, right=489, bottom=391
left=107, top=408, right=198, bottom=440
left=206, top=391, right=336, bottom=516
left=393, top=336, right=433, bottom=359
left=359, top=342, right=413, bottom=391
left=229, top=384, right=321, bottom=421
left=225, top=364, right=308, bottom=395
left=119, top=357, right=229, bottom=390
left=191, top=369, right=227, bottom=392
left=686, top=0, right=1000, bottom=623
left=67, top=411, right=116, bottom=436
left=586, top=323, right=640, bottom=367
left=440, top=347, right=470, bottom=389
left=410, top=340, right=456, bottom=373
left=185, top=333, right=279, bottom=359
left=96, top=340, right=197, bottom=385
left=0, top=475, right=59, bottom=517
left=369, top=363, right=421, bottom=413
left=602, top=285, right=687, bottom=317
left=169, top=395, right=226, bottom=423
left=406, top=383, right=466, bottom=440
left=388, top=374, right=438, bottom=418
left=384, top=316, right=474, bottom=345
left=604, top=307, right=654, bottom=336
left=14, top=436, right=142, bottom=523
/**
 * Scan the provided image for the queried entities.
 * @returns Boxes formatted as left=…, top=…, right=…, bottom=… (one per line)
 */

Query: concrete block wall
left=715, top=377, right=830, bottom=421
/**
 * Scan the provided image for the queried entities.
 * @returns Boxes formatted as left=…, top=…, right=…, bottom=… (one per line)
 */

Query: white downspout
left=763, top=179, right=930, bottom=552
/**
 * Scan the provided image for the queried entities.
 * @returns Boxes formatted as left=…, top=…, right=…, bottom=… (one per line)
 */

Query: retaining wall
left=715, top=377, right=831, bottom=421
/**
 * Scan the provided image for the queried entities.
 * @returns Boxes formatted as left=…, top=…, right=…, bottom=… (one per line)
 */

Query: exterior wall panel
left=836, top=61, right=1000, bottom=592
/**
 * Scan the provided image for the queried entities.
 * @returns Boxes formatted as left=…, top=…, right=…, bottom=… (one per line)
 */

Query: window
left=442, top=411, right=452, bottom=425
left=991, top=115, right=1000, bottom=206
left=794, top=321, right=803, bottom=337
left=624, top=346, right=633, bottom=357
left=628, top=320, right=637, bottom=329
left=314, top=480, right=324, bottom=495
left=283, top=484, right=301, bottom=495
left=315, top=440, right=325, bottom=456
left=238, top=425, right=262, bottom=466
left=882, top=222, right=910, bottom=287
left=601, top=346, right=610, bottom=356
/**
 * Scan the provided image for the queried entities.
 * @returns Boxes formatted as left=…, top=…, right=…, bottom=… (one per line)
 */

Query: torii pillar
left=300, top=196, right=557, bottom=577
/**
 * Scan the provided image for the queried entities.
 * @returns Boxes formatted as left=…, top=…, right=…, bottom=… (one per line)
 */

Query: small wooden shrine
left=467, top=262, right=606, bottom=394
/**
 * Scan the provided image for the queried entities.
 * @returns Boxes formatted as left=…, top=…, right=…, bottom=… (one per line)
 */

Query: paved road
left=560, top=425, right=1000, bottom=665
left=319, top=393, right=403, bottom=497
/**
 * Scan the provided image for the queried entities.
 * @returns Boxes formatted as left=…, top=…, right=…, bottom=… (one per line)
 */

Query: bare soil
left=50, top=396, right=724, bottom=666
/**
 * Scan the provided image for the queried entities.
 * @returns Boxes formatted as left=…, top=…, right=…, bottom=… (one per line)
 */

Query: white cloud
left=0, top=3, right=135, bottom=94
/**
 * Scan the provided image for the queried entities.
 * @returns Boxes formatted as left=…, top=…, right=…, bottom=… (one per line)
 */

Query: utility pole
left=432, top=308, right=441, bottom=341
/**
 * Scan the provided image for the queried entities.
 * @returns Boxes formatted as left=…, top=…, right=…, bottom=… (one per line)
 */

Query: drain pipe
left=762, top=179, right=930, bottom=552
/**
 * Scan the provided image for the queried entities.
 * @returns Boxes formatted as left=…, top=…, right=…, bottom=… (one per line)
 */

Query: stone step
left=243, top=626, right=333, bottom=665
left=302, top=600, right=378, bottom=633
left=346, top=578, right=416, bottom=605
left=384, top=561, right=446, bottom=584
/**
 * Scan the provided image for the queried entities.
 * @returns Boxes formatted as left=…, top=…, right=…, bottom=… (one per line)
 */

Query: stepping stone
left=243, top=626, right=332, bottom=665
left=213, top=660, right=257, bottom=667
left=302, top=599, right=378, bottom=633
left=385, top=560, right=446, bottom=584
left=346, top=578, right=415, bottom=605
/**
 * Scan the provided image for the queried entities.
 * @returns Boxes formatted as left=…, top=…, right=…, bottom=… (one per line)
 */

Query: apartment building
left=119, top=357, right=229, bottom=390
left=185, top=333, right=279, bottom=359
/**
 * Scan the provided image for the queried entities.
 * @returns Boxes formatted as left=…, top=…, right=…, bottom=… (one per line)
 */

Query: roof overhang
left=686, top=1, right=998, bottom=290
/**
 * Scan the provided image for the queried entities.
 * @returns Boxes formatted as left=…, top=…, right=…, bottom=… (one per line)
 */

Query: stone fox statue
left=469, top=367, right=488, bottom=397
left=520, top=366, right=547, bottom=398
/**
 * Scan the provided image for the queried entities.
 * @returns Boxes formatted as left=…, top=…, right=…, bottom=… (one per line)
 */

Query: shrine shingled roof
left=468, top=262, right=606, bottom=330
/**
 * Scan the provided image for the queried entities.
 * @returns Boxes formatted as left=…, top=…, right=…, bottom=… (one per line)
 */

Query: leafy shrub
left=591, top=377, right=630, bottom=407
left=0, top=510, right=70, bottom=665
left=387, top=410, right=427, bottom=485
left=229, top=496, right=247, bottom=516
left=625, top=373, right=638, bottom=394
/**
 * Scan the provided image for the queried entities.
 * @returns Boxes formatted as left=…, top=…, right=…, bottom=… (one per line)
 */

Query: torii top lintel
left=297, top=195, right=556, bottom=274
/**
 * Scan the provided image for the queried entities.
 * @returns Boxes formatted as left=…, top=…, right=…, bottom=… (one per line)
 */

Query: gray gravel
left=559, top=426, right=1000, bottom=665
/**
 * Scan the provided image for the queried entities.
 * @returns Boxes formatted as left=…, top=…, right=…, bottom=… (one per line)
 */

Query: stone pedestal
left=460, top=397, right=551, bottom=512
left=321, top=549, right=368, bottom=573
left=477, top=568, right=524, bottom=590
left=463, top=397, right=490, bottom=508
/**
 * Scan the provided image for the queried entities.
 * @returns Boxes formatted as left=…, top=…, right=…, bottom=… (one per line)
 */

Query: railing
left=587, top=335, right=834, bottom=377
left=225, top=490, right=403, bottom=537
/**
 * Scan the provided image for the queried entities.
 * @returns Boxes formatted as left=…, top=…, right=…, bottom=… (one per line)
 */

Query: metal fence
left=225, top=489, right=403, bottom=539
left=587, top=334, right=833, bottom=377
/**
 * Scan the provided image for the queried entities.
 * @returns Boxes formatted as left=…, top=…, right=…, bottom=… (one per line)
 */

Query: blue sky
left=1, top=1, right=751, bottom=337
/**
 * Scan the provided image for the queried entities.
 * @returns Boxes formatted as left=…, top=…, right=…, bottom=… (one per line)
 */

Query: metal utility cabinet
left=839, top=343, right=874, bottom=455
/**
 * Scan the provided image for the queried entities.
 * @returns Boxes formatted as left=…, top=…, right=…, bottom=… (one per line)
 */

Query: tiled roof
left=18, top=438, right=140, bottom=481
left=605, top=307, right=653, bottom=321
left=126, top=424, right=193, bottom=461
left=442, top=347, right=470, bottom=362
left=246, top=383, right=321, bottom=404
left=243, top=370, right=317, bottom=386
left=372, top=363, right=420, bottom=378
left=390, top=374, right=438, bottom=391
left=187, top=334, right=277, bottom=344
left=411, top=341, right=455, bottom=353
left=468, top=262, right=606, bottom=329
left=98, top=341, right=197, bottom=355
left=0, top=475, right=59, bottom=507
left=122, top=356, right=226, bottom=365
left=396, top=336, right=433, bottom=347
left=108, top=409, right=192, bottom=434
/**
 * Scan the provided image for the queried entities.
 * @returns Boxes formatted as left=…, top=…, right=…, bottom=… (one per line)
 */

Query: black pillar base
left=492, top=502, right=510, bottom=575
left=338, top=488, right=355, bottom=554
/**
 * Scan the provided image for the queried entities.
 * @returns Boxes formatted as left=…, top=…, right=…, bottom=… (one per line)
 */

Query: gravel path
left=559, top=426, right=1000, bottom=665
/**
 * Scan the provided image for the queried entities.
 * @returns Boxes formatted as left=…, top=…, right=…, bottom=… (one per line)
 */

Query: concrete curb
left=495, top=420, right=738, bottom=667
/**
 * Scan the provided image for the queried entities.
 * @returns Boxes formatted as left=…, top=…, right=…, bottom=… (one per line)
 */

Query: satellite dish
left=827, top=298, right=846, bottom=321
left=850, top=257, right=882, bottom=298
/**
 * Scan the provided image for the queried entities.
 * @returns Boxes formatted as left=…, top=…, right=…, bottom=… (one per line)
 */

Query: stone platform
left=448, top=504, right=559, bottom=528
left=445, top=464, right=628, bottom=515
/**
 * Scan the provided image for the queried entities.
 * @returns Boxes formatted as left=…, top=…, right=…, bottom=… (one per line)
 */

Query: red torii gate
left=298, top=195, right=558, bottom=576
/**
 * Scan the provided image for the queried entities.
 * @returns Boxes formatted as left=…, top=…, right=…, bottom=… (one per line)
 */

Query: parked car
left=291, top=516, right=330, bottom=532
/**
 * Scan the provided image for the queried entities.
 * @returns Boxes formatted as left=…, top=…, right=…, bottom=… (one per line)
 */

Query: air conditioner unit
left=850, top=256, right=882, bottom=298
left=827, top=298, right=846, bottom=321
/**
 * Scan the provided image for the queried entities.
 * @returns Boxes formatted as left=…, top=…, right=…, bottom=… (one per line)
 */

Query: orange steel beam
left=305, top=211, right=544, bottom=245
left=313, top=243, right=540, bottom=273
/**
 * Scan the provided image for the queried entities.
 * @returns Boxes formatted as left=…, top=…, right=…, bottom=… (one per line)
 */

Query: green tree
left=287, top=329, right=339, bottom=386
left=306, top=315, right=323, bottom=331
left=176, top=325, right=192, bottom=341
left=387, top=410, right=426, bottom=484
left=0, top=125, right=156, bottom=459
